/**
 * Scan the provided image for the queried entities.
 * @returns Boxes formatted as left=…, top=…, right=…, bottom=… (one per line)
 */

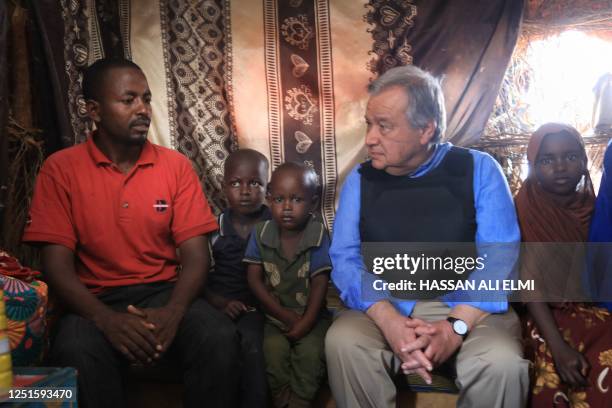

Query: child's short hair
left=270, top=162, right=319, bottom=198
left=224, top=149, right=270, bottom=178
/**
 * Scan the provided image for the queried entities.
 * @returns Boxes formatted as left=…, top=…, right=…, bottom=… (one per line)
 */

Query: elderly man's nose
left=365, top=128, right=379, bottom=146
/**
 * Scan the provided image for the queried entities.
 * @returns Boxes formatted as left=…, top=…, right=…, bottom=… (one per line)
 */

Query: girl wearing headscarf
left=588, top=139, right=612, bottom=312
left=515, top=123, right=612, bottom=408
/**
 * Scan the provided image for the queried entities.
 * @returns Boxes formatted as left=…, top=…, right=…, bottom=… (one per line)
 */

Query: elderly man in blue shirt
left=325, top=65, right=529, bottom=408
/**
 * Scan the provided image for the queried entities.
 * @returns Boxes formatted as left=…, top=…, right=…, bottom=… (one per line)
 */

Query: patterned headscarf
left=516, top=123, right=595, bottom=242
left=515, top=124, right=595, bottom=302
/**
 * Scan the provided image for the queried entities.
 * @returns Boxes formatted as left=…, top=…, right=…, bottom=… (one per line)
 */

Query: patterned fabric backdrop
left=228, top=0, right=523, bottom=228
left=28, top=0, right=523, bottom=222
left=228, top=0, right=349, bottom=229
left=32, top=0, right=233, bottom=211
left=157, top=0, right=233, bottom=210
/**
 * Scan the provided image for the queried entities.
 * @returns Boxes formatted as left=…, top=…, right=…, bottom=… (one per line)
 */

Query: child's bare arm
left=247, top=263, right=299, bottom=327
left=302, top=273, right=329, bottom=324
left=286, top=273, right=329, bottom=340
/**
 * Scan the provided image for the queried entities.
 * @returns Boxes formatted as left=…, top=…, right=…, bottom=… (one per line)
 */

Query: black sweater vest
left=359, top=147, right=477, bottom=299
left=359, top=146, right=476, bottom=243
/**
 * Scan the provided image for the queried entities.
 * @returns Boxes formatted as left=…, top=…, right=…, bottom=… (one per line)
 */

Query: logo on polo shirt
left=153, top=199, right=169, bottom=213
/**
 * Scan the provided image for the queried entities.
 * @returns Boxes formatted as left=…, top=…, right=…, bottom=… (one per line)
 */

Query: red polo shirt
left=23, top=136, right=218, bottom=293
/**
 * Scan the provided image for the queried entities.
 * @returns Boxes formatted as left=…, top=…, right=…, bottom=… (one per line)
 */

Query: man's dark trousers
left=50, top=282, right=241, bottom=408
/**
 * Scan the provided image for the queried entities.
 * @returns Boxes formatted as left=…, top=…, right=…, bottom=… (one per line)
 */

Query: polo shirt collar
left=260, top=216, right=325, bottom=255
left=86, top=132, right=157, bottom=167
left=135, top=140, right=156, bottom=166
left=86, top=135, right=112, bottom=165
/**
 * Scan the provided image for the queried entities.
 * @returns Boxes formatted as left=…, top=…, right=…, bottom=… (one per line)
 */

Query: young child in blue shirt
left=245, top=162, right=331, bottom=408
left=204, top=149, right=271, bottom=408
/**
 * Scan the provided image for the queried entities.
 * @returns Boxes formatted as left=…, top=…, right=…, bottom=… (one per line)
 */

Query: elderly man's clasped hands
left=368, top=301, right=464, bottom=384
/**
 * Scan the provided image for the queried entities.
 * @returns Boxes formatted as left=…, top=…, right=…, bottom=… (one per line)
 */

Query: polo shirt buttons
left=122, top=202, right=129, bottom=208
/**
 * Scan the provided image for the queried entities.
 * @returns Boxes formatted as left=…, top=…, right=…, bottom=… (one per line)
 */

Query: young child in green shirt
left=245, top=162, right=331, bottom=408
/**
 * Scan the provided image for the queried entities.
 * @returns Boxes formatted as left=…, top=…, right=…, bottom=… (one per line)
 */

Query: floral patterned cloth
left=0, top=251, right=48, bottom=366
left=525, top=304, right=612, bottom=408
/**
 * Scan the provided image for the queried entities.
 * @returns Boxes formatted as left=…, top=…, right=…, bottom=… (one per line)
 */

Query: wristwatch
left=446, top=317, right=469, bottom=339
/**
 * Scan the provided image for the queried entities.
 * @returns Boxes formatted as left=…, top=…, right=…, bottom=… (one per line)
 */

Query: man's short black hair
left=82, top=58, right=143, bottom=101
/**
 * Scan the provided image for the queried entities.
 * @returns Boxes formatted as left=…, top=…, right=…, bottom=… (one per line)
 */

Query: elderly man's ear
left=419, top=121, right=437, bottom=145
left=86, top=100, right=101, bottom=123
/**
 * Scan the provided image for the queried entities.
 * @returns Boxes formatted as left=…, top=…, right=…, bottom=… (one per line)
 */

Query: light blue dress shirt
left=330, top=142, right=520, bottom=315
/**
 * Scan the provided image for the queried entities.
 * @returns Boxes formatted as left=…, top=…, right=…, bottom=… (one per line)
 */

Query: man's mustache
left=130, top=118, right=151, bottom=127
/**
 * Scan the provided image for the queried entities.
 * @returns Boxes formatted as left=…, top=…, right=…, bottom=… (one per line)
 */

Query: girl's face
left=534, top=131, right=586, bottom=196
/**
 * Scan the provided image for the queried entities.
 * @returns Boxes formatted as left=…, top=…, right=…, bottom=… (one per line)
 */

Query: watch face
left=453, top=320, right=468, bottom=335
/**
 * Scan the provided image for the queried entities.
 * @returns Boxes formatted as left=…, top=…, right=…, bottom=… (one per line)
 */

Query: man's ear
left=419, top=121, right=436, bottom=145
left=86, top=100, right=101, bottom=123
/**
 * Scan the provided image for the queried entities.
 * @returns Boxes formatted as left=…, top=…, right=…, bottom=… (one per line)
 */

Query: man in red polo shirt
left=23, top=58, right=240, bottom=408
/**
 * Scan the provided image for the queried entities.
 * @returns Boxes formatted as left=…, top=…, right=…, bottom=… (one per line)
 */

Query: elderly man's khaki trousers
left=325, top=301, right=529, bottom=408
